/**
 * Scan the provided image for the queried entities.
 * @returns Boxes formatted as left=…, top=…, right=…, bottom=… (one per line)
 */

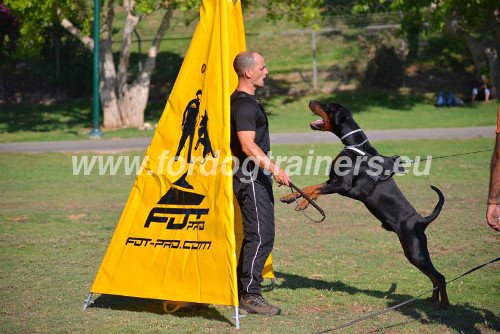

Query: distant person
left=486, top=105, right=500, bottom=232
left=472, top=75, right=491, bottom=103
left=436, top=91, right=464, bottom=107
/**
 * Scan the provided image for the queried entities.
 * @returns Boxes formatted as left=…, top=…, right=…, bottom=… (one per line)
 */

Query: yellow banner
left=90, top=0, right=271, bottom=306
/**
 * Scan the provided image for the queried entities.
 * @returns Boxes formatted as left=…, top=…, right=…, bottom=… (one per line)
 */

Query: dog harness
left=341, top=129, right=403, bottom=200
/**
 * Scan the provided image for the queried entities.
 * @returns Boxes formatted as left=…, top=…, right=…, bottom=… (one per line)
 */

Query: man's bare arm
left=486, top=133, right=500, bottom=231
left=237, top=130, right=290, bottom=186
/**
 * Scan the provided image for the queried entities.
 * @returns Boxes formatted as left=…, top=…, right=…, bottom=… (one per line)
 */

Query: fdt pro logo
left=144, top=173, right=209, bottom=231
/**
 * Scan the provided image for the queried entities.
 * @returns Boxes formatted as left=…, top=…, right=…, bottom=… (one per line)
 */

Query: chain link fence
left=5, top=7, right=437, bottom=102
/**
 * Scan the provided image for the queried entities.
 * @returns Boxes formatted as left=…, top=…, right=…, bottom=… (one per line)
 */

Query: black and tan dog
left=281, top=100, right=449, bottom=307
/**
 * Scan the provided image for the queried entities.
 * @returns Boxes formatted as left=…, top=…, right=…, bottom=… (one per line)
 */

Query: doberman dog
left=281, top=100, right=449, bottom=308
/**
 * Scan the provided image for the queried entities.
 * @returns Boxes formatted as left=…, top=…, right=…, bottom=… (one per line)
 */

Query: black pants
left=233, top=169, right=275, bottom=296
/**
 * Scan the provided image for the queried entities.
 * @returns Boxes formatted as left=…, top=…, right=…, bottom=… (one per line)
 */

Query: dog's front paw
left=280, top=192, right=301, bottom=204
left=295, top=199, right=310, bottom=211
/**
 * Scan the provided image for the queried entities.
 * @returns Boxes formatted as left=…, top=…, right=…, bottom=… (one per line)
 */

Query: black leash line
left=407, top=149, right=493, bottom=162
left=316, top=257, right=500, bottom=334
left=288, top=181, right=326, bottom=223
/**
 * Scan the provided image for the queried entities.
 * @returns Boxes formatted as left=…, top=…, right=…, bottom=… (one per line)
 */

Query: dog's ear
left=330, top=103, right=353, bottom=126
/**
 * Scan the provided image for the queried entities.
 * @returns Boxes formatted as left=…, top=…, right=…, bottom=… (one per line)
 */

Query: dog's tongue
left=310, top=119, right=324, bottom=130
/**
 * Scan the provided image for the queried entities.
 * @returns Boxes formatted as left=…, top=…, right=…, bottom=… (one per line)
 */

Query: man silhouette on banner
left=195, top=110, right=216, bottom=163
left=174, top=90, right=202, bottom=163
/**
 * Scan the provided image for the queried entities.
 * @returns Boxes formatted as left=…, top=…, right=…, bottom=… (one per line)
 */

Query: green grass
left=1, top=138, right=499, bottom=333
left=0, top=95, right=497, bottom=143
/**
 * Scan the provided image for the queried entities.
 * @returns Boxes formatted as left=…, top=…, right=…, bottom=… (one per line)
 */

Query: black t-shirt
left=230, top=90, right=270, bottom=169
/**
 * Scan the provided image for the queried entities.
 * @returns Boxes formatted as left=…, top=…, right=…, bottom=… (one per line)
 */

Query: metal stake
left=234, top=306, right=240, bottom=330
left=83, top=292, right=94, bottom=310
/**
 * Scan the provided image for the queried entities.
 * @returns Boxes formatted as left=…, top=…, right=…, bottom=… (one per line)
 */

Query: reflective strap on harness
left=345, top=146, right=366, bottom=156
left=341, top=129, right=368, bottom=147
left=341, top=128, right=363, bottom=140
left=348, top=139, right=368, bottom=148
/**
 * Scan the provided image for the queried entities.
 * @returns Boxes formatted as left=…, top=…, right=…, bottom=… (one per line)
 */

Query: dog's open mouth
left=310, top=119, right=325, bottom=131
left=309, top=100, right=328, bottom=131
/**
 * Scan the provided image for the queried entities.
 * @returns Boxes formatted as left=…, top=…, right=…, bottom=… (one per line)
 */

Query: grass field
left=0, top=138, right=499, bottom=333
left=0, top=95, right=497, bottom=143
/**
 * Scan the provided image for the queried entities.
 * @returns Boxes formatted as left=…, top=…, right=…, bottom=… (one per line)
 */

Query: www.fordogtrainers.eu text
left=71, top=150, right=433, bottom=179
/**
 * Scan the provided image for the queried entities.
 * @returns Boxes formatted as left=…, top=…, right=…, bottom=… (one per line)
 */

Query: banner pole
left=234, top=306, right=240, bottom=329
left=83, top=292, right=94, bottom=310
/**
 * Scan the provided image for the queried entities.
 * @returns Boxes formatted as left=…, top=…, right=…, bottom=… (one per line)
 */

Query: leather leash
left=288, top=181, right=326, bottom=223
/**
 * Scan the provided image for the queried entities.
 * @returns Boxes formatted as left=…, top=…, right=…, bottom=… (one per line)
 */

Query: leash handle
left=288, top=181, right=326, bottom=223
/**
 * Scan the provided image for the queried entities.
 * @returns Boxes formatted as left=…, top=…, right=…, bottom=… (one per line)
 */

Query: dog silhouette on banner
left=195, top=110, right=216, bottom=163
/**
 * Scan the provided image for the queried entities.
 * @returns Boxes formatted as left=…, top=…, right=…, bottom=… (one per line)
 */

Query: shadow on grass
left=91, top=294, right=234, bottom=326
left=312, top=90, right=427, bottom=113
left=273, top=271, right=500, bottom=333
left=0, top=101, right=90, bottom=134
left=0, top=51, right=183, bottom=135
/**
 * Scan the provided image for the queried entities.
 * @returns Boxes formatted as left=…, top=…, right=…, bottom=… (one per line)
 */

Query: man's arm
left=237, top=130, right=290, bottom=186
left=486, top=133, right=500, bottom=231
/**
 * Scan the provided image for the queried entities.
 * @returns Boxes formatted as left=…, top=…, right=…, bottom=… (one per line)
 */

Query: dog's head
left=309, top=100, right=353, bottom=136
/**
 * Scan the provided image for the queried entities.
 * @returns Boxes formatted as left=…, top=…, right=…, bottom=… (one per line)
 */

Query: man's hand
left=486, top=204, right=500, bottom=231
left=272, top=166, right=290, bottom=187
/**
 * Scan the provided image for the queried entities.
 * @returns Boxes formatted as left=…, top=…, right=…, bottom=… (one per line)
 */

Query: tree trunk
left=466, top=36, right=499, bottom=98
left=484, top=47, right=498, bottom=93
left=59, top=0, right=122, bottom=128
left=492, top=23, right=500, bottom=99
left=119, top=84, right=148, bottom=127
left=465, top=37, right=489, bottom=75
left=101, top=39, right=122, bottom=129
left=59, top=2, right=175, bottom=129
left=117, top=6, right=174, bottom=129
left=100, top=0, right=122, bottom=129
left=117, top=0, right=140, bottom=96
left=0, top=49, right=4, bottom=99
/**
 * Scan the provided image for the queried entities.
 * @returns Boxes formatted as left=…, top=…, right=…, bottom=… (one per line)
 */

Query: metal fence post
left=312, top=30, right=318, bottom=91
left=88, top=0, right=103, bottom=139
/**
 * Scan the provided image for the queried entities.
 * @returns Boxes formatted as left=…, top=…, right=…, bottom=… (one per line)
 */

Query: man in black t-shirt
left=230, top=51, right=290, bottom=316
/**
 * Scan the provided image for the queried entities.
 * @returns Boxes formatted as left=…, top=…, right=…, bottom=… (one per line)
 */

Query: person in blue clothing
left=436, top=91, right=464, bottom=107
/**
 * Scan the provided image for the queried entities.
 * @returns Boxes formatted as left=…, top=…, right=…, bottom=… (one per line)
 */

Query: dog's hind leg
left=398, top=226, right=449, bottom=308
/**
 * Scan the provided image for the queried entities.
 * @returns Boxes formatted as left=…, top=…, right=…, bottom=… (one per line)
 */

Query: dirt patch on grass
left=68, top=213, right=86, bottom=220
left=482, top=235, right=499, bottom=244
left=6, top=216, right=29, bottom=223
left=433, top=243, right=469, bottom=255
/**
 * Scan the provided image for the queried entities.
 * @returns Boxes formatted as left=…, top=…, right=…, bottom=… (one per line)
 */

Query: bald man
left=230, top=51, right=290, bottom=316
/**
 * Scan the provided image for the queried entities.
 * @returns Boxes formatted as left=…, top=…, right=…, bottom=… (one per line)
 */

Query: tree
left=243, top=0, right=323, bottom=27
left=6, top=0, right=199, bottom=129
left=435, top=0, right=500, bottom=98
left=353, top=0, right=500, bottom=96
left=0, top=3, right=20, bottom=98
left=8, top=0, right=322, bottom=128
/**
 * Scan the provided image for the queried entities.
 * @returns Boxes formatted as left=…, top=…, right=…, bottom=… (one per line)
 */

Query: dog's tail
left=423, top=185, right=445, bottom=228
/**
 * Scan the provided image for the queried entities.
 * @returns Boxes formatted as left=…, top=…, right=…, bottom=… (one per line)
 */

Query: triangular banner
left=90, top=0, right=273, bottom=307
